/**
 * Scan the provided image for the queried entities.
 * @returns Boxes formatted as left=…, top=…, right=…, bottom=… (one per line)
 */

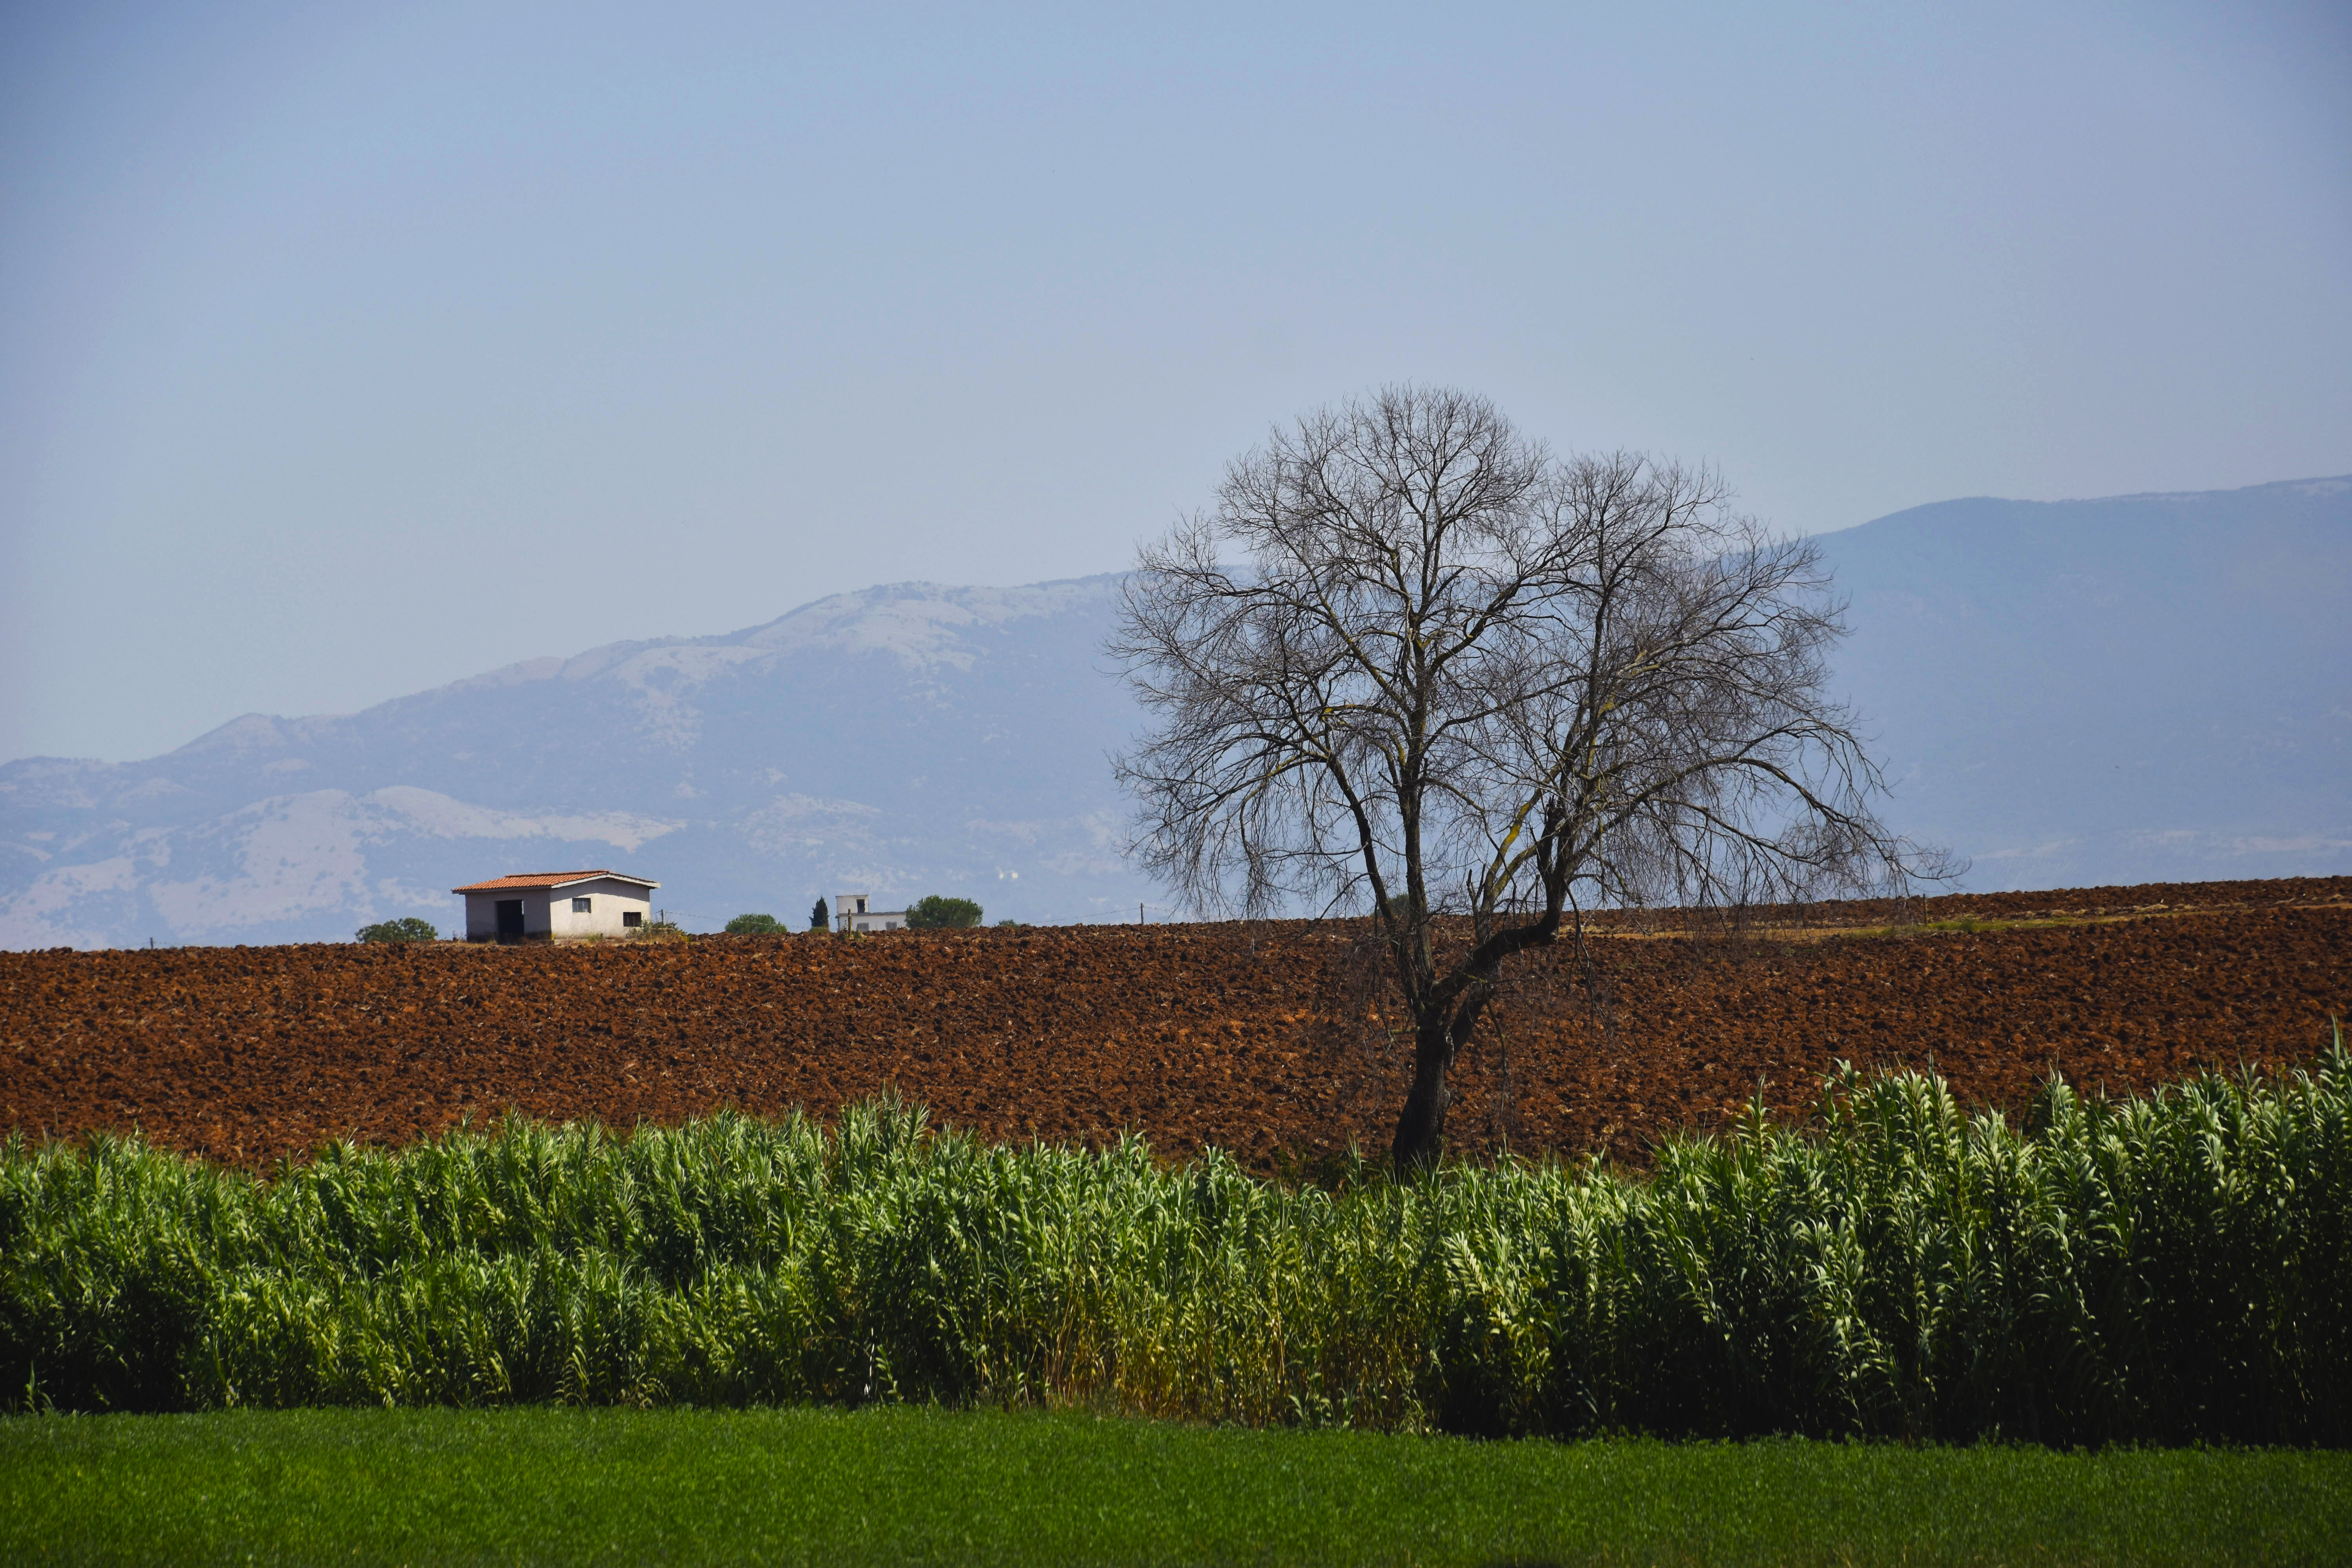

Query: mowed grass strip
left=3, top=1407, right=2344, bottom=1567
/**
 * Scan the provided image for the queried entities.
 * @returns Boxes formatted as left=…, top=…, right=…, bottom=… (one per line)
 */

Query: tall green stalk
left=5, top=1044, right=2346, bottom=1442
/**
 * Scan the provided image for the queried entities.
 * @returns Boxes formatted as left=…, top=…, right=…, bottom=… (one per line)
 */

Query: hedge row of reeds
left=4, top=1041, right=2347, bottom=1444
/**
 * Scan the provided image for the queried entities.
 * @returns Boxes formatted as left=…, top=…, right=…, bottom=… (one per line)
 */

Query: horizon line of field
left=59, top=871, right=2350, bottom=954
left=60, top=904, right=2352, bottom=959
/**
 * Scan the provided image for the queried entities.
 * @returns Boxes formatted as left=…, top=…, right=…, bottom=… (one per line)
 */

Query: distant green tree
left=904, top=895, right=984, bottom=929
left=811, top=897, right=830, bottom=931
left=725, top=913, right=786, bottom=935
left=355, top=917, right=437, bottom=944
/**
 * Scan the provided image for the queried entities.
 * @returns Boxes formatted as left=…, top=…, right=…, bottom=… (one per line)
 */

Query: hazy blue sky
left=5, top=0, right=2347, bottom=764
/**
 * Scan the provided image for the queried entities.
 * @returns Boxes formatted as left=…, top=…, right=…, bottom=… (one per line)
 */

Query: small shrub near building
left=354, top=918, right=437, bottom=944
left=905, top=896, right=983, bottom=929
left=724, top=913, right=787, bottom=935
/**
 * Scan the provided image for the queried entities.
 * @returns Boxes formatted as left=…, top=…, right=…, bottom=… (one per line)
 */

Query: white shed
left=833, top=892, right=906, bottom=933
left=454, top=870, right=660, bottom=942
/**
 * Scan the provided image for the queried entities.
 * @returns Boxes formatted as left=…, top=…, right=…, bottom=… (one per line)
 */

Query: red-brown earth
left=3, top=877, right=2345, bottom=1171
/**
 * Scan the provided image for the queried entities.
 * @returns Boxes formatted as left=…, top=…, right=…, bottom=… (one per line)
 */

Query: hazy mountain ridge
left=0, top=577, right=1146, bottom=946
left=4, top=479, right=2347, bottom=948
left=1816, top=475, right=2350, bottom=887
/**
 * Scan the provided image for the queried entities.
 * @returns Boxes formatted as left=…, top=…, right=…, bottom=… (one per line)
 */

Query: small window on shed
left=572, top=897, right=592, bottom=913
left=622, top=911, right=642, bottom=927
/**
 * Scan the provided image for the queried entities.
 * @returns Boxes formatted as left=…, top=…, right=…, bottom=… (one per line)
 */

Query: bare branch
left=1108, top=387, right=1954, bottom=1171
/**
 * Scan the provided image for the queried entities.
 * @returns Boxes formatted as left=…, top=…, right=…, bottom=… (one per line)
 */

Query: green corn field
left=4, top=1042, right=2346, bottom=1443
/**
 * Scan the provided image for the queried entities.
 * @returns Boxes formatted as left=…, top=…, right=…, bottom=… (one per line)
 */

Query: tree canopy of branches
left=1112, top=387, right=1941, bottom=1171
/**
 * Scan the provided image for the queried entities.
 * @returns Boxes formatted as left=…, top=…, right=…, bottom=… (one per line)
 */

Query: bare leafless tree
left=1111, top=386, right=1948, bottom=1172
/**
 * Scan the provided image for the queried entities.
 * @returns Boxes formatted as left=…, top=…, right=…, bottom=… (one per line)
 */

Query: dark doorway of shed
left=495, top=900, right=524, bottom=942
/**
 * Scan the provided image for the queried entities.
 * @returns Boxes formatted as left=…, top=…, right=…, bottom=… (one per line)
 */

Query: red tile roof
left=450, top=870, right=659, bottom=893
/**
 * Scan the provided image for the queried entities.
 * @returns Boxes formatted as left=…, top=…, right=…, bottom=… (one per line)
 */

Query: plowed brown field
left=5, top=878, right=2347, bottom=1170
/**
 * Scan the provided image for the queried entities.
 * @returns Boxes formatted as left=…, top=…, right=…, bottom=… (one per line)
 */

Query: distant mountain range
left=1822, top=476, right=2348, bottom=889
left=4, top=476, right=2345, bottom=948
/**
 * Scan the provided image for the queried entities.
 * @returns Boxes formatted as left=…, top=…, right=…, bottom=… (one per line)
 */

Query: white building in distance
left=454, top=869, right=659, bottom=942
left=833, top=892, right=905, bottom=933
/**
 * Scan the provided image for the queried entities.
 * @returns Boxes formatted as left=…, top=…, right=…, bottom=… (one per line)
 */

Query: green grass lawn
left=3, top=1408, right=2345, bottom=1566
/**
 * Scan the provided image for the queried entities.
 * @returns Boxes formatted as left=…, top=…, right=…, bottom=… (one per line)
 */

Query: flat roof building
left=833, top=892, right=905, bottom=933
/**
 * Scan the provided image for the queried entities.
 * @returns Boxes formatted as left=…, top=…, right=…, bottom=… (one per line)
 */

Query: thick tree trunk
left=1391, top=1011, right=1457, bottom=1174
left=1391, top=951, right=1537, bottom=1172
